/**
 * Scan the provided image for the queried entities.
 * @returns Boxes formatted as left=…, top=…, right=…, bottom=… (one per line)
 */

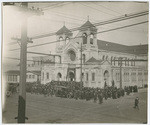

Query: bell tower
left=77, top=18, right=98, bottom=49
left=76, top=18, right=98, bottom=61
left=55, top=24, right=73, bottom=53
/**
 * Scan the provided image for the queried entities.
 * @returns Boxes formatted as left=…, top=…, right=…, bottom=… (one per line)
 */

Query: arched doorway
left=69, top=71, right=75, bottom=81
left=104, top=70, right=109, bottom=87
left=57, top=73, right=62, bottom=81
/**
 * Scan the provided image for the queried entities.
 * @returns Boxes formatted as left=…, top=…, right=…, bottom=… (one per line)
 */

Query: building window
left=66, top=37, right=69, bottom=44
left=83, top=33, right=87, bottom=44
left=59, top=36, right=63, bottom=41
left=92, top=72, right=95, bottom=81
left=82, top=73, right=84, bottom=80
left=29, top=75, right=31, bottom=79
left=46, top=72, right=49, bottom=79
left=90, top=33, right=94, bottom=44
left=32, top=75, right=35, bottom=79
left=57, top=72, right=62, bottom=81
left=68, top=50, right=76, bottom=61
left=86, top=73, right=88, bottom=81
left=59, top=36, right=63, bottom=46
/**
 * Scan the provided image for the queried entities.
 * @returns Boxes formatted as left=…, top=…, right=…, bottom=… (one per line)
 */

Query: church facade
left=39, top=20, right=148, bottom=88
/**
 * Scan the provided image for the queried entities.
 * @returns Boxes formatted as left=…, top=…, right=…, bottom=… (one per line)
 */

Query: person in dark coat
left=93, top=91, right=98, bottom=103
left=98, top=91, right=103, bottom=104
left=133, top=97, right=139, bottom=110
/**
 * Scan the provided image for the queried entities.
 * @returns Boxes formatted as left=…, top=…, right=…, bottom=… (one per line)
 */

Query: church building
left=40, top=20, right=148, bottom=88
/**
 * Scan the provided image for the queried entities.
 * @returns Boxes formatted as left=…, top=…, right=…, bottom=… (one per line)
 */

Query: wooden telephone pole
left=80, top=41, right=83, bottom=83
left=18, top=3, right=28, bottom=123
left=8, top=2, right=44, bottom=123
left=119, top=58, right=122, bottom=88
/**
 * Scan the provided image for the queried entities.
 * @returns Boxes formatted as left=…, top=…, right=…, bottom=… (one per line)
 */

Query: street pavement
left=2, top=88, right=147, bottom=123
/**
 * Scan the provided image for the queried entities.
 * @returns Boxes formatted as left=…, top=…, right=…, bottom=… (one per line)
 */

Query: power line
left=94, top=11, right=148, bottom=27
left=41, top=2, right=65, bottom=9
left=97, top=21, right=148, bottom=34
left=46, top=11, right=85, bottom=22
left=9, top=20, right=148, bottom=51
left=92, top=2, right=122, bottom=15
left=50, top=10, right=98, bottom=22
left=43, top=2, right=71, bottom=11
left=30, top=10, right=148, bottom=39
left=80, top=3, right=116, bottom=16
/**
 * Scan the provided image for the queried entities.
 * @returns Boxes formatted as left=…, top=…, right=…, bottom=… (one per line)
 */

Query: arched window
left=59, top=36, right=63, bottom=46
left=59, top=36, right=63, bottom=41
left=65, top=37, right=69, bottom=44
left=82, top=33, right=87, bottom=44
left=83, top=54, right=86, bottom=63
left=90, top=33, right=94, bottom=44
left=57, top=72, right=62, bottom=81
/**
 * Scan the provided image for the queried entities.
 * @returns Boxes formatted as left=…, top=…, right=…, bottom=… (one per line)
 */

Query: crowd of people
left=26, top=81, right=138, bottom=104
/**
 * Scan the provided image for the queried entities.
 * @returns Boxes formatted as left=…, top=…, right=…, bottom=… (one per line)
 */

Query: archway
left=104, top=70, right=109, bottom=87
left=57, top=72, right=62, bottom=81
left=69, top=71, right=75, bottom=81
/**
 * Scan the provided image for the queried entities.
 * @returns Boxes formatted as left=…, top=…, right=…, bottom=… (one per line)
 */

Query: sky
left=2, top=1, right=149, bottom=66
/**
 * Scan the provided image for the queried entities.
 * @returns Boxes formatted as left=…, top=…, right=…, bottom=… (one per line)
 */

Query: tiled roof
left=97, top=39, right=148, bottom=55
left=128, top=45, right=148, bottom=55
left=56, top=25, right=71, bottom=35
left=80, top=20, right=95, bottom=29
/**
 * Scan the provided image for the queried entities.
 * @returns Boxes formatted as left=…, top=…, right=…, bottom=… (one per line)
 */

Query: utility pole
left=80, top=41, right=83, bottom=83
left=119, top=58, right=122, bottom=88
left=8, top=2, right=44, bottom=123
left=18, top=2, right=28, bottom=123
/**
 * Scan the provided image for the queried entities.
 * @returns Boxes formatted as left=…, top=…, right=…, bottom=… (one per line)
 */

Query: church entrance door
left=104, top=70, right=109, bottom=87
left=69, top=71, right=75, bottom=81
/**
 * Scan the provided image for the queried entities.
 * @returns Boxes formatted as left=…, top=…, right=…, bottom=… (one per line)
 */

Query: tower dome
left=56, top=25, right=72, bottom=35
left=80, top=20, right=96, bottom=30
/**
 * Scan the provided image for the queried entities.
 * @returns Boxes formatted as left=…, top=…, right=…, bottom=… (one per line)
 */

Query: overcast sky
left=2, top=1, right=149, bottom=66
